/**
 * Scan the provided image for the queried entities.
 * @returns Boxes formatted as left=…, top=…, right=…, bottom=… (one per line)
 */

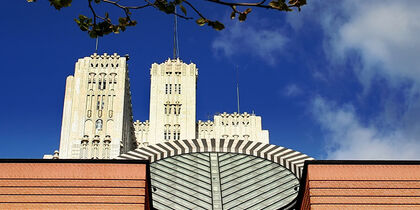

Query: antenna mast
left=95, top=37, right=99, bottom=53
left=236, top=66, right=240, bottom=113
left=173, top=9, right=180, bottom=59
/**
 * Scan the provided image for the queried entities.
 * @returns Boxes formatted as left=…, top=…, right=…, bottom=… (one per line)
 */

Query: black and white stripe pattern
left=119, top=139, right=313, bottom=178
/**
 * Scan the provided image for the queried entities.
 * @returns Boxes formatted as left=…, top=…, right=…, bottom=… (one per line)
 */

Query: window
left=164, top=132, right=167, bottom=140
left=179, top=84, right=181, bottom=94
left=174, top=132, right=180, bottom=140
left=168, top=131, right=171, bottom=140
left=165, top=84, right=168, bottom=94
left=95, top=119, right=103, bottom=131
left=169, top=84, right=172, bottom=94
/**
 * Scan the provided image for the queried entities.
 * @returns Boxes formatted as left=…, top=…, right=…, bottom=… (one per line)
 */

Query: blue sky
left=1, top=1, right=419, bottom=159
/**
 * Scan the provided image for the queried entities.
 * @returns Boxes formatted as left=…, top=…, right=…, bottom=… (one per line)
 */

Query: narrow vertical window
left=165, top=84, right=168, bottom=94
left=95, top=119, right=103, bottom=131
left=168, top=131, right=171, bottom=140
left=179, top=84, right=181, bottom=94
left=103, top=79, right=106, bottom=89
left=169, top=84, right=172, bottom=94
left=164, top=132, right=167, bottom=140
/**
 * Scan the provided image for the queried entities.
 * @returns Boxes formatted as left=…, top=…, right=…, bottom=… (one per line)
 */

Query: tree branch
left=103, top=0, right=152, bottom=10
left=183, top=0, right=206, bottom=19
left=205, top=0, right=273, bottom=9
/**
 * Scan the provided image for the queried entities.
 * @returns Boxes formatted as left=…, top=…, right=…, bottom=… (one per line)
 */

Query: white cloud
left=330, top=0, right=420, bottom=87
left=212, top=19, right=288, bottom=65
left=289, top=0, right=420, bottom=159
left=283, top=84, right=303, bottom=97
left=312, top=96, right=420, bottom=160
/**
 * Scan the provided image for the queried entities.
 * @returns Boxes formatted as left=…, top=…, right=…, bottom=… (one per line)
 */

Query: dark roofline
left=0, top=159, right=149, bottom=164
left=303, top=160, right=420, bottom=165
left=294, top=159, right=420, bottom=209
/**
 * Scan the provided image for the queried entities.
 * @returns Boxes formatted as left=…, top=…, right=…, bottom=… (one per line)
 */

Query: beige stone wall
left=197, top=112, right=269, bottom=144
left=58, top=53, right=135, bottom=159
left=134, top=120, right=149, bottom=147
left=147, top=58, right=197, bottom=145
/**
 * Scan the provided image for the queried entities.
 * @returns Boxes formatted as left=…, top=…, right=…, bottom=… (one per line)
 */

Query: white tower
left=58, top=53, right=136, bottom=159
left=147, top=58, right=198, bottom=145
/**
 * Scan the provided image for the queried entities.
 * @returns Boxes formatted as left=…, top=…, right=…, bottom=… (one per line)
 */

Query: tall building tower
left=147, top=58, right=198, bottom=145
left=58, top=53, right=136, bottom=159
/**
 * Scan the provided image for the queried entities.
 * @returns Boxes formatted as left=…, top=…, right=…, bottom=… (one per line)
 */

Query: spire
left=173, top=9, right=180, bottom=59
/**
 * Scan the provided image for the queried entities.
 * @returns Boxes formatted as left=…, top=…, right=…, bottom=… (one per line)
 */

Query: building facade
left=135, top=58, right=198, bottom=146
left=47, top=53, right=315, bottom=209
left=53, top=54, right=268, bottom=157
left=57, top=53, right=136, bottom=159
left=198, top=112, right=269, bottom=144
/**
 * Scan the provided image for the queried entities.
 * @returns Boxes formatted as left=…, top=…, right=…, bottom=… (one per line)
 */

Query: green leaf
left=244, top=8, right=252, bottom=14
left=127, top=20, right=137, bottom=26
left=119, top=17, right=127, bottom=25
left=79, top=14, right=87, bottom=21
left=49, top=0, right=72, bottom=10
left=165, top=4, right=175, bottom=14
left=196, top=18, right=207, bottom=26
left=269, top=0, right=292, bottom=11
left=208, top=21, right=225, bottom=31
left=89, top=30, right=97, bottom=38
left=238, top=13, right=247, bottom=22
left=180, top=5, right=187, bottom=15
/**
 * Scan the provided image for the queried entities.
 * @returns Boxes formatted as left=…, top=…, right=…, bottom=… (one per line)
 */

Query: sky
left=0, top=0, right=419, bottom=160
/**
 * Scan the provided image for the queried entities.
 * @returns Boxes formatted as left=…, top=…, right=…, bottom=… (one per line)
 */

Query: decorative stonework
left=198, top=112, right=269, bottom=144
left=147, top=58, right=198, bottom=145
left=57, top=53, right=135, bottom=159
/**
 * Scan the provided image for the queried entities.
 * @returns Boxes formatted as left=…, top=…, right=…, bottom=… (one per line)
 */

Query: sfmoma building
left=48, top=53, right=313, bottom=209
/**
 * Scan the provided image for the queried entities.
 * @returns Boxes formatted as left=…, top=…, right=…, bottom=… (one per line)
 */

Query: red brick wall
left=0, top=162, right=150, bottom=210
left=300, top=164, right=420, bottom=210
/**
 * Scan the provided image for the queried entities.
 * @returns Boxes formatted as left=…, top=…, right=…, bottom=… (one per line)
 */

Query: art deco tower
left=146, top=58, right=198, bottom=145
left=58, top=53, right=136, bottom=159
